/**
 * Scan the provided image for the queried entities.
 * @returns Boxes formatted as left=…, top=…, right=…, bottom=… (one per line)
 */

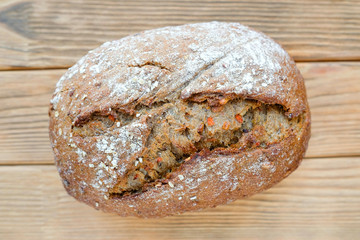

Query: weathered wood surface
left=1, top=0, right=360, bottom=69
left=1, top=157, right=359, bottom=239
left=1, top=62, right=359, bottom=164
left=1, top=0, right=360, bottom=238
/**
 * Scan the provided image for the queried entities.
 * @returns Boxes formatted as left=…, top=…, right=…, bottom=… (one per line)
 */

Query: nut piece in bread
left=49, top=21, right=311, bottom=218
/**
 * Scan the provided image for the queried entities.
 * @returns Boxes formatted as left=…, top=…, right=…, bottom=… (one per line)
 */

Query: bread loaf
left=49, top=21, right=311, bottom=217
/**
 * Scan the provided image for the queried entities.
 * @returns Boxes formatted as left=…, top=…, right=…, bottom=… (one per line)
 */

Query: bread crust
left=49, top=21, right=311, bottom=217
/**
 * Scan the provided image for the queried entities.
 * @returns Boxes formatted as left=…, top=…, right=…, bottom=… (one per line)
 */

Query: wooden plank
left=0, top=69, right=63, bottom=164
left=1, top=0, right=360, bottom=69
left=304, top=62, right=360, bottom=158
left=0, top=62, right=360, bottom=164
left=0, top=157, right=359, bottom=239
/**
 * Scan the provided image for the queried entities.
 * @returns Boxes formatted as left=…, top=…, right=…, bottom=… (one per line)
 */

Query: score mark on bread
left=49, top=21, right=311, bottom=217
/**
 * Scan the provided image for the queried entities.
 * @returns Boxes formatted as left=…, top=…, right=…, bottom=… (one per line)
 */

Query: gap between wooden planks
left=1, top=0, right=360, bottom=69
left=0, top=156, right=359, bottom=240
left=0, top=62, right=360, bottom=164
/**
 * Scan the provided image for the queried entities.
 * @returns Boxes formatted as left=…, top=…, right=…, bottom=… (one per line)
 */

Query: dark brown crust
left=78, top=108, right=310, bottom=218
left=49, top=21, right=311, bottom=218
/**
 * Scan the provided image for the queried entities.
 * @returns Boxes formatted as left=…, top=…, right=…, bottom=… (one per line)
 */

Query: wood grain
left=0, top=157, right=359, bottom=240
left=0, top=70, right=62, bottom=164
left=1, top=0, right=360, bottom=69
left=0, top=0, right=359, bottom=238
left=304, top=62, right=360, bottom=158
left=1, top=62, right=359, bottom=164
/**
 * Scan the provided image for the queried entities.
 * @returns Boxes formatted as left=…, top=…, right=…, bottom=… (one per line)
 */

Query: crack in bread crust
left=71, top=96, right=304, bottom=198
left=128, top=61, right=172, bottom=72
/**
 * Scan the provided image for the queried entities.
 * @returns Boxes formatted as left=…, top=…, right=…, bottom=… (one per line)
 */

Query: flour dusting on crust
left=50, top=21, right=305, bottom=115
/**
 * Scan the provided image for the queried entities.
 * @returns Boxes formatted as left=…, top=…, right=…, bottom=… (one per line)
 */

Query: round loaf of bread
left=49, top=21, right=311, bottom=218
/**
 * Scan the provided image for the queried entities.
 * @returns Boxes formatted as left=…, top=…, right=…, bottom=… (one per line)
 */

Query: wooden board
left=301, top=62, right=360, bottom=158
left=0, top=157, right=359, bottom=239
left=1, top=0, right=360, bottom=69
left=1, top=62, right=359, bottom=164
left=1, top=0, right=360, bottom=238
